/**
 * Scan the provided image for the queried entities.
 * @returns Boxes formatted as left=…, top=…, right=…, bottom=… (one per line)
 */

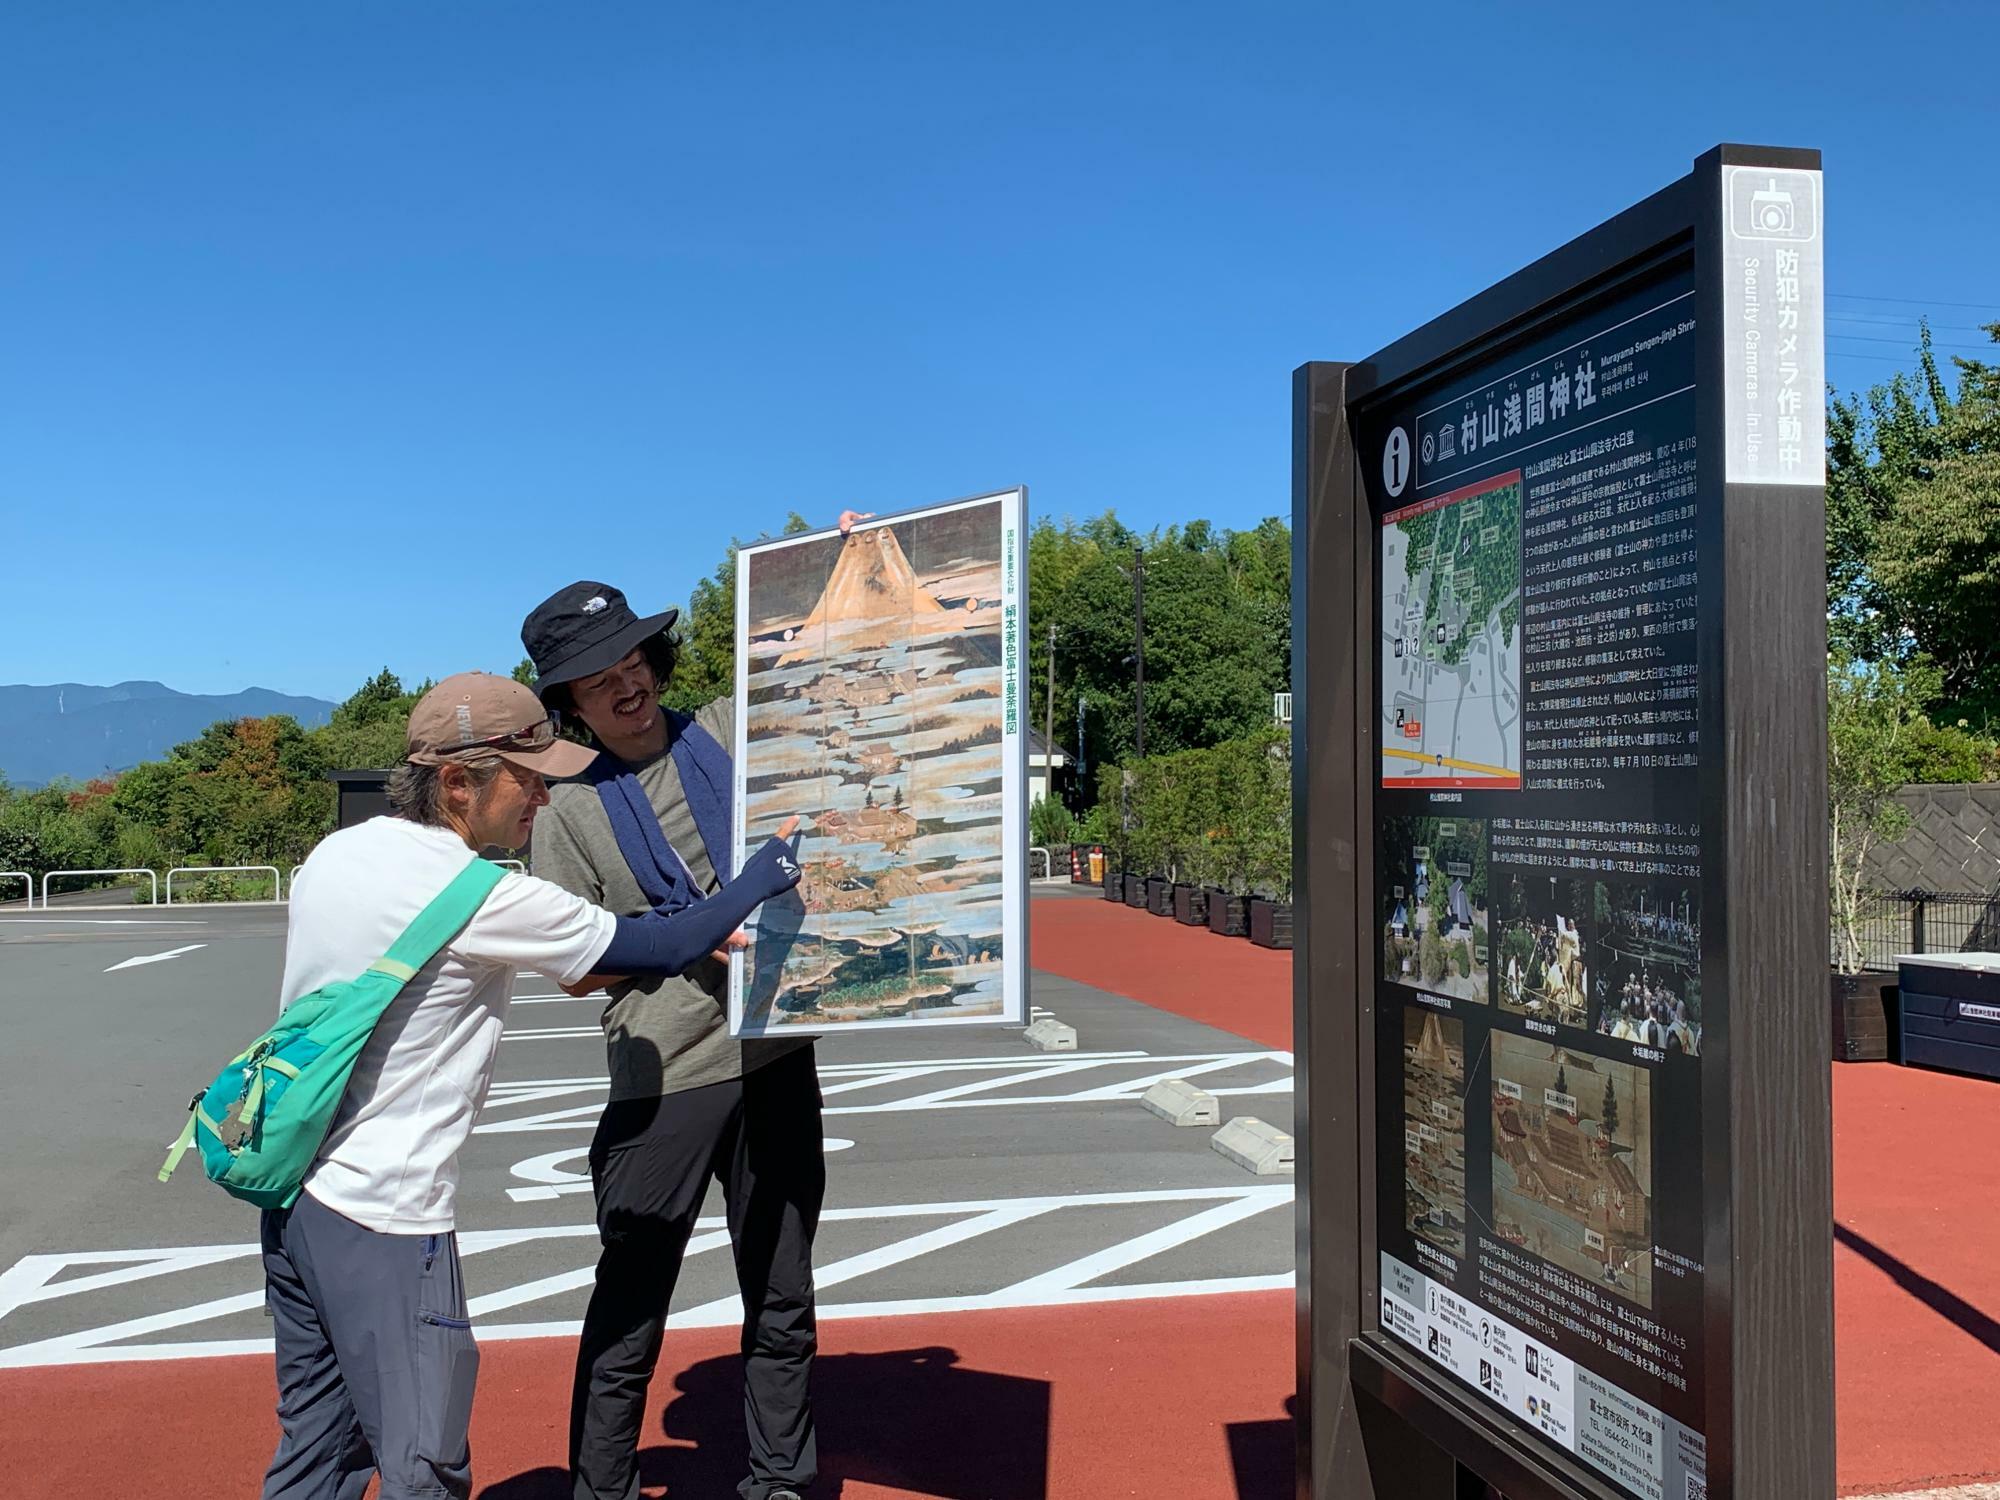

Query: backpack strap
left=366, top=856, right=511, bottom=983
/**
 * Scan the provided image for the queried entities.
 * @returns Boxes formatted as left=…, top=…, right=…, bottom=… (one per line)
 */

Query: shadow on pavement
left=1225, top=1394, right=1296, bottom=1500
left=479, top=1345, right=1051, bottom=1499
left=1836, top=1221, right=2000, bottom=1358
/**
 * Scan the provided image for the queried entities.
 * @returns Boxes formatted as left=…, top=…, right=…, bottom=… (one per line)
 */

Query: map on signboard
left=1381, top=470, right=1524, bottom=789
left=729, top=491, right=1026, bottom=1037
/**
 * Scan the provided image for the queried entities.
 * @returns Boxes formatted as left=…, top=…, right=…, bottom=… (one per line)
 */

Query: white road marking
left=999, top=1193, right=1283, bottom=1297
left=4, top=919, right=209, bottom=927
left=475, top=1051, right=1291, bottom=1133
left=669, top=1205, right=1050, bottom=1325
left=0, top=1247, right=260, bottom=1319
left=104, top=943, right=208, bottom=973
left=0, top=1184, right=1292, bottom=1368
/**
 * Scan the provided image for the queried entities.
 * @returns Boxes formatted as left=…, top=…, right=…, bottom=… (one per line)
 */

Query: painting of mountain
left=730, top=490, right=1027, bottom=1036
left=0, top=681, right=335, bottom=787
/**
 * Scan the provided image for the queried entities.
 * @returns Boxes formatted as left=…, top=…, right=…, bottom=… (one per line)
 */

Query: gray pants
left=261, top=1190, right=480, bottom=1500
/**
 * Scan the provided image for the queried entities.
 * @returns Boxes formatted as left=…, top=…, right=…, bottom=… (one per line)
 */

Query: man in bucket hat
left=263, top=673, right=802, bottom=1500
left=523, top=515, right=867, bottom=1500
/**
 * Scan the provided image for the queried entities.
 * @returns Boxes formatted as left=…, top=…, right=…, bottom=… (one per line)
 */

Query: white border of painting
left=728, top=486, right=1029, bottom=1037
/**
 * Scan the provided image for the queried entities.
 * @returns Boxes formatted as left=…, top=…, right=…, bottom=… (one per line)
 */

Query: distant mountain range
left=0, top=681, right=336, bottom=788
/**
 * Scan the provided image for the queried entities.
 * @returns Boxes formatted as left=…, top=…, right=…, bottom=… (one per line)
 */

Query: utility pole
left=1133, top=545, right=1146, bottom=758
left=1044, top=620, right=1057, bottom=806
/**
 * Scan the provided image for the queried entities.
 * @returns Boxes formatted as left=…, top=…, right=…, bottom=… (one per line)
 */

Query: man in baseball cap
left=260, top=674, right=802, bottom=1500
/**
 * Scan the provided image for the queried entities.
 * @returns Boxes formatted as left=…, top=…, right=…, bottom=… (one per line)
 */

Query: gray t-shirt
left=532, top=695, right=810, bottom=1101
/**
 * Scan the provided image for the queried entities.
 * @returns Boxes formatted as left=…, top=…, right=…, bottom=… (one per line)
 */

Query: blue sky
left=4, top=1, right=1996, bottom=702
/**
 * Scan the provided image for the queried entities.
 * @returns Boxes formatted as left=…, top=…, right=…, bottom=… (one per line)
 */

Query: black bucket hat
left=520, top=581, right=679, bottom=700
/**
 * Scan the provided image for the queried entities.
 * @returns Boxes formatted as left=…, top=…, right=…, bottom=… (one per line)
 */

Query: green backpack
left=159, top=856, right=508, bottom=1209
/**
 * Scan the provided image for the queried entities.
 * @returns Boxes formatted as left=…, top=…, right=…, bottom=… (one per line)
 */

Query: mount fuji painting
left=729, top=490, right=1027, bottom=1036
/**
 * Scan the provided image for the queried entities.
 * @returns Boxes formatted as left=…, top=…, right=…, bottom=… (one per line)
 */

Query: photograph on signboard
left=729, top=490, right=1026, bottom=1036
left=1403, top=1008, right=1469, bottom=1258
left=1591, top=881, right=1702, bottom=1056
left=1380, top=815, right=1489, bottom=1004
left=1380, top=470, right=1523, bottom=791
left=1490, top=1034, right=1654, bottom=1307
left=1492, top=870, right=1595, bottom=1029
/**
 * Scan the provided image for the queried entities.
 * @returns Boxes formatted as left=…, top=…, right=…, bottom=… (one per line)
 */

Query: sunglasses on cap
left=453, top=719, right=560, bottom=754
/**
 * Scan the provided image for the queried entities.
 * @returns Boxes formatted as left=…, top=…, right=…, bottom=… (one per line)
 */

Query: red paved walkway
left=1030, top=888, right=2000, bottom=1496
left=1, top=1294, right=1293, bottom=1499
left=4, top=892, right=1998, bottom=1496
left=1833, top=1062, right=2000, bottom=1495
left=1032, top=892, right=1292, bottom=1050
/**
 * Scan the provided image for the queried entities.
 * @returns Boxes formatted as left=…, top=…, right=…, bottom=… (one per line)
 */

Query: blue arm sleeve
left=595, top=835, right=802, bottom=978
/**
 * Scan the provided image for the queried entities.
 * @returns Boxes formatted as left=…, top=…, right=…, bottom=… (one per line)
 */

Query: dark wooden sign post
left=1292, top=145, right=1832, bottom=1500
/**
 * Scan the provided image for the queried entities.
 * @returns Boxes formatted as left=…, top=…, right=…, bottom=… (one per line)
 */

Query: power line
left=1830, top=292, right=2000, bottom=313
left=1829, top=311, right=1996, bottom=335
left=1829, top=332, right=2000, bottom=353
left=1828, top=352, right=1929, bottom=366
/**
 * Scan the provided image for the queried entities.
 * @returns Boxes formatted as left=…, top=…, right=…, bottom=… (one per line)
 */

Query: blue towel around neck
left=588, top=710, right=735, bottom=915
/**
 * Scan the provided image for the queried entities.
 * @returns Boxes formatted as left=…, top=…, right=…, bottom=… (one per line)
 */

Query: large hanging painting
left=728, top=489, right=1028, bottom=1036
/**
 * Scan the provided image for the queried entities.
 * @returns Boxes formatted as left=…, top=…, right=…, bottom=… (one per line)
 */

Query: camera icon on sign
left=1749, top=180, right=1794, bottom=234
left=1729, top=166, right=1817, bottom=242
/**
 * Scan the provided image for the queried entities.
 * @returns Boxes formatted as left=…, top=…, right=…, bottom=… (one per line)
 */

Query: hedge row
left=1091, top=726, right=1291, bottom=899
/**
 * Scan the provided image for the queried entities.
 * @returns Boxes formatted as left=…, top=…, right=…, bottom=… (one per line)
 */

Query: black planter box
left=1206, top=887, right=1250, bottom=938
left=1173, top=883, right=1209, bottom=926
left=1249, top=898, right=1294, bottom=950
left=1831, top=971, right=1892, bottom=1063
left=1146, top=877, right=1174, bottom=916
left=1124, top=875, right=1149, bottom=909
left=1103, top=872, right=1125, bottom=903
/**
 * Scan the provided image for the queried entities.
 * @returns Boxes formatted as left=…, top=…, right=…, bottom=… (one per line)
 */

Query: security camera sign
left=1722, top=166, right=1824, bottom=486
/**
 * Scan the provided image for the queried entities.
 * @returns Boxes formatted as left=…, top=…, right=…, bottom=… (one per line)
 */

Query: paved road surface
left=0, top=888, right=1292, bottom=1369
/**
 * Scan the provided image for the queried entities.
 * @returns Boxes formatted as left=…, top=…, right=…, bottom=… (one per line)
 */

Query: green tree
left=1033, top=513, right=1291, bottom=796
left=1825, top=653, right=1995, bottom=973
left=1870, top=448, right=2000, bottom=727
left=1029, top=795, right=1074, bottom=846
left=1602, top=1074, right=1619, bottom=1143
left=314, top=668, right=421, bottom=771
left=1828, top=321, right=2000, bottom=680
left=662, top=512, right=811, bottom=713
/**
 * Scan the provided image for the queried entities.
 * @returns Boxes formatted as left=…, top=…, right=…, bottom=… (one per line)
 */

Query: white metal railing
left=43, top=868, right=159, bottom=909
left=288, top=864, right=306, bottom=896
left=0, top=872, right=32, bottom=910
left=166, top=865, right=283, bottom=905
left=1274, top=691, right=1293, bottom=724
left=1029, top=846, right=1052, bottom=880
left=495, top=859, right=526, bottom=874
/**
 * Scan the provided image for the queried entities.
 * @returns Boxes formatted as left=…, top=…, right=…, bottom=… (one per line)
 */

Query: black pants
left=570, top=1044, right=824, bottom=1500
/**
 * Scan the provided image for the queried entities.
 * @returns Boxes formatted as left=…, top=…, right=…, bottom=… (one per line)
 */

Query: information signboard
left=1292, top=146, right=1832, bottom=1500
left=1363, top=264, right=1709, bottom=1500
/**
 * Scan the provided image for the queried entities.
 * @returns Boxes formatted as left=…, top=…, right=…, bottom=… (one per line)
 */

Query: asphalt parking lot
left=0, top=887, right=1293, bottom=1370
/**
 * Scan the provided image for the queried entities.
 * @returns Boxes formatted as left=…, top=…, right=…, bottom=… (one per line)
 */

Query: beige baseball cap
left=405, top=672, right=599, bottom=778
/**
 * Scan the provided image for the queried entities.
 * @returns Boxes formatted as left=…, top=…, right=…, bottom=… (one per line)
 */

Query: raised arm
left=590, top=829, right=801, bottom=980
